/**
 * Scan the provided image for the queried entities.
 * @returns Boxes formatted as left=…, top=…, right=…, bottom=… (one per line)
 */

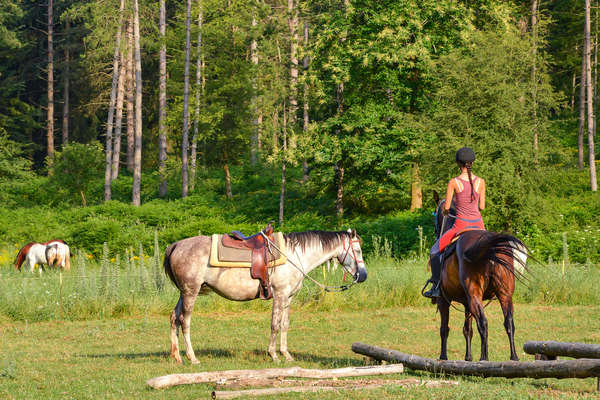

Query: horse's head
left=432, top=190, right=456, bottom=239
left=337, top=229, right=367, bottom=283
left=45, top=244, right=59, bottom=267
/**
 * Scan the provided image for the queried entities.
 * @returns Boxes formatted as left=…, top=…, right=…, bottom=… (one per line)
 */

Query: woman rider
left=423, top=147, right=486, bottom=298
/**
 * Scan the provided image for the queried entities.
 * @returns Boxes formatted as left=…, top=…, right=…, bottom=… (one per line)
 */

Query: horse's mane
left=285, top=230, right=350, bottom=252
left=14, top=242, right=36, bottom=270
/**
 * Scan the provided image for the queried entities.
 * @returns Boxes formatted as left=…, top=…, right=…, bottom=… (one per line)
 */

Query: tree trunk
left=147, top=364, right=405, bottom=389
left=571, top=69, right=576, bottom=111
left=158, top=0, right=168, bottom=197
left=250, top=16, right=259, bottom=166
left=132, top=0, right=143, bottom=206
left=181, top=0, right=192, bottom=198
left=224, top=163, right=232, bottom=198
left=191, top=1, right=203, bottom=192
left=352, top=342, right=600, bottom=379
left=112, top=50, right=126, bottom=180
left=585, top=0, right=598, bottom=191
left=62, top=17, right=69, bottom=145
left=279, top=104, right=287, bottom=225
left=410, top=163, right=422, bottom=211
left=287, top=0, right=299, bottom=135
left=302, top=21, right=310, bottom=182
left=524, top=341, right=600, bottom=359
left=531, top=0, right=538, bottom=162
left=126, top=20, right=135, bottom=173
left=579, top=58, right=587, bottom=169
left=336, top=163, right=344, bottom=220
left=47, top=0, right=54, bottom=167
left=105, top=0, right=126, bottom=202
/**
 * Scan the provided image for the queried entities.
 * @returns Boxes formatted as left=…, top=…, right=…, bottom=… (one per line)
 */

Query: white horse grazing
left=15, top=239, right=71, bottom=274
left=164, top=229, right=368, bottom=364
left=45, top=241, right=71, bottom=270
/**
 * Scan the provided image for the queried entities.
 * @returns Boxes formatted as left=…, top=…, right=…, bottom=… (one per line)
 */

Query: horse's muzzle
left=354, top=266, right=367, bottom=283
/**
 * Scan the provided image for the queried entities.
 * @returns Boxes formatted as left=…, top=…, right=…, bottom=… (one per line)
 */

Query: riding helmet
left=456, top=147, right=475, bottom=164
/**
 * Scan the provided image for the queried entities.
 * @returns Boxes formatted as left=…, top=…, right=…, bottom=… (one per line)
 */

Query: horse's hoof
left=190, top=359, right=200, bottom=365
left=172, top=354, right=183, bottom=364
left=283, top=352, right=294, bottom=362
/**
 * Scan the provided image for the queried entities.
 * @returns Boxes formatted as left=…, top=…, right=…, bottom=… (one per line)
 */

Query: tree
left=132, top=0, right=143, bottom=206
left=585, top=0, right=598, bottom=191
left=190, top=0, right=203, bottom=192
left=181, top=0, right=192, bottom=198
left=104, top=0, right=126, bottom=201
left=50, top=142, right=104, bottom=206
left=158, top=0, right=168, bottom=197
left=47, top=0, right=55, bottom=167
left=62, top=16, right=70, bottom=145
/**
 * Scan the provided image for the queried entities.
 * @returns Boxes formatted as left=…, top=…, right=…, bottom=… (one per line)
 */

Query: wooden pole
left=352, top=342, right=600, bottom=379
left=211, top=378, right=458, bottom=399
left=523, top=341, right=600, bottom=359
left=147, top=364, right=404, bottom=389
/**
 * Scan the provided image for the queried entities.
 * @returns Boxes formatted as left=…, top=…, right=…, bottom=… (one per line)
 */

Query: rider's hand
left=442, top=208, right=450, bottom=216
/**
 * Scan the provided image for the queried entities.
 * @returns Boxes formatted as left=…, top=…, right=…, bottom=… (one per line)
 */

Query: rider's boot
left=422, top=253, right=443, bottom=298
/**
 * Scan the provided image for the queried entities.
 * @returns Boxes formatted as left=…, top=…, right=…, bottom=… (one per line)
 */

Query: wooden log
left=352, top=342, right=600, bottom=379
left=211, top=378, right=458, bottom=399
left=524, top=341, right=600, bottom=359
left=147, top=364, right=404, bottom=389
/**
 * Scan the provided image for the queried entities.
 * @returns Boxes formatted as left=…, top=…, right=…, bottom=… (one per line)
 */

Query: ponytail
left=465, top=162, right=475, bottom=202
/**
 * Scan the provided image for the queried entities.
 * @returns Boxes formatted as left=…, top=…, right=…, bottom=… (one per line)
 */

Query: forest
left=0, top=0, right=599, bottom=262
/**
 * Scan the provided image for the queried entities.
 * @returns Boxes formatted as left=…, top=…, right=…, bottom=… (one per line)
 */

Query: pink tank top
left=454, top=177, right=481, bottom=219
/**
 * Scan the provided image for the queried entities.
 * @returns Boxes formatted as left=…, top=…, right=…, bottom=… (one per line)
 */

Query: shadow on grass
left=81, top=348, right=234, bottom=360
left=248, top=349, right=366, bottom=367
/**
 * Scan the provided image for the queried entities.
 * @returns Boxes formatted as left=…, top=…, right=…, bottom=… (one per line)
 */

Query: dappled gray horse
left=164, top=229, right=368, bottom=364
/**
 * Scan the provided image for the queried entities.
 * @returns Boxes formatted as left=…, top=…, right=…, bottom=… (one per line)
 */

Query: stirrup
left=421, top=280, right=440, bottom=298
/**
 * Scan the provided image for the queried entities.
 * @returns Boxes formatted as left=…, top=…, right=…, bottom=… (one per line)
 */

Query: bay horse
left=431, top=191, right=528, bottom=361
left=164, top=229, right=367, bottom=364
left=14, top=239, right=70, bottom=273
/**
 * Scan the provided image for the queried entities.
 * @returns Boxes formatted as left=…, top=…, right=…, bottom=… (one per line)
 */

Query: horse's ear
left=433, top=190, right=440, bottom=205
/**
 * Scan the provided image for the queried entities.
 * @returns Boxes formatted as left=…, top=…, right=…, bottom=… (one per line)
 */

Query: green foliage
left=421, top=16, right=561, bottom=231
left=49, top=141, right=104, bottom=206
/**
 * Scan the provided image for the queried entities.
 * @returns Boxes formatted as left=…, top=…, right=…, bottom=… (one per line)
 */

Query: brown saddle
left=221, top=222, right=275, bottom=300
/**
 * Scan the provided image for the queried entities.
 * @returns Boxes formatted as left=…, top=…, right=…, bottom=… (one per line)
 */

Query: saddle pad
left=209, top=232, right=287, bottom=268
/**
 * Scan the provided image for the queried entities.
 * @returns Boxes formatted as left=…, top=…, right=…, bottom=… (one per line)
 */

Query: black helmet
left=456, top=147, right=475, bottom=164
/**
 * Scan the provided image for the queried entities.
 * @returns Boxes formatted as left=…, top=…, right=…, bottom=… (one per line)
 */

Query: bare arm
left=478, top=179, right=486, bottom=211
left=444, top=179, right=455, bottom=213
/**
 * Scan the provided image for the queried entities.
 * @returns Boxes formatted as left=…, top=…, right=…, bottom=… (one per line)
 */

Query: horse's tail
left=14, top=243, right=34, bottom=271
left=463, top=232, right=530, bottom=282
left=164, top=243, right=181, bottom=291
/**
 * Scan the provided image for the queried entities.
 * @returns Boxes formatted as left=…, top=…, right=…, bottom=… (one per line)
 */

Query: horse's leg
left=467, top=297, right=488, bottom=361
left=169, top=294, right=184, bottom=363
left=463, top=310, right=473, bottom=361
left=498, top=294, right=519, bottom=361
left=279, top=295, right=294, bottom=362
left=268, top=292, right=285, bottom=362
left=438, top=297, right=450, bottom=360
left=181, top=291, right=200, bottom=364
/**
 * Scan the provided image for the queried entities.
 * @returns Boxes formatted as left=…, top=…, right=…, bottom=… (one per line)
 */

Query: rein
left=261, top=232, right=358, bottom=293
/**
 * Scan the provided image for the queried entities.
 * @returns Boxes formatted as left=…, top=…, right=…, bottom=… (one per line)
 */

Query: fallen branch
left=352, top=342, right=600, bottom=379
left=524, top=341, right=600, bottom=359
left=147, top=364, right=404, bottom=389
left=211, top=378, right=458, bottom=399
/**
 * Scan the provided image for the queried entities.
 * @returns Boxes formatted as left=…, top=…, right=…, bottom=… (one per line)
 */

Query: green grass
left=0, top=305, right=598, bottom=399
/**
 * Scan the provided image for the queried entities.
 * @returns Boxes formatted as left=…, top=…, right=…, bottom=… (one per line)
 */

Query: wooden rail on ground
left=523, top=340, right=600, bottom=391
left=352, top=342, right=600, bottom=390
left=147, top=364, right=404, bottom=389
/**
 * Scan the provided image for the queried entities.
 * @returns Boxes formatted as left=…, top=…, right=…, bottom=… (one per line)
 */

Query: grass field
left=1, top=252, right=599, bottom=399
left=1, top=303, right=599, bottom=399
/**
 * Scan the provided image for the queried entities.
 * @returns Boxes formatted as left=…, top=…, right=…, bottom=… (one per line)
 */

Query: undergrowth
left=1, top=237, right=598, bottom=322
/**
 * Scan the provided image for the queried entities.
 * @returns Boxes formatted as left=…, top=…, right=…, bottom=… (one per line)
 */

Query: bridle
left=338, top=235, right=365, bottom=276
left=261, top=232, right=363, bottom=292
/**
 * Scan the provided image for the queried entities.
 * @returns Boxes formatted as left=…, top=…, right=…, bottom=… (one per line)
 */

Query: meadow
left=1, top=241, right=599, bottom=399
